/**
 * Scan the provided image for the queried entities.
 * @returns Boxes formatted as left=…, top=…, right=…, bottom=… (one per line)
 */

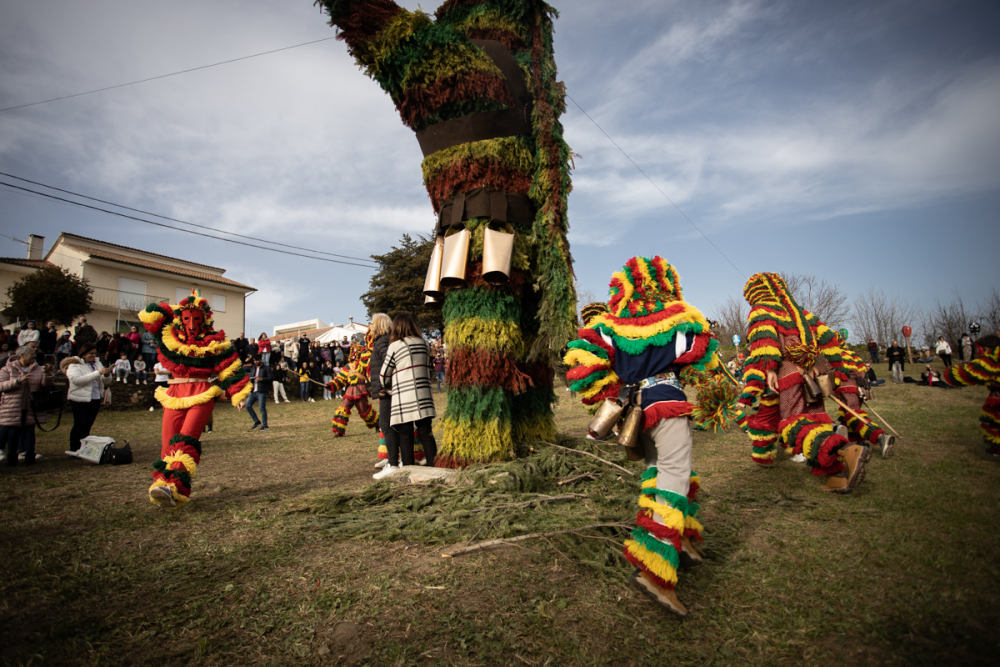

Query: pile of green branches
left=288, top=437, right=645, bottom=573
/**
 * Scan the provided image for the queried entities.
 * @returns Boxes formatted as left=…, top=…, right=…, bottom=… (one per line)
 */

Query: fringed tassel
left=332, top=406, right=350, bottom=437
left=779, top=414, right=846, bottom=476
left=359, top=402, right=379, bottom=430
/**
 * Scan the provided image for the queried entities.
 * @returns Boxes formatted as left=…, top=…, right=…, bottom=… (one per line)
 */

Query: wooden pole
left=905, top=336, right=913, bottom=365
left=861, top=401, right=901, bottom=439
left=826, top=392, right=876, bottom=428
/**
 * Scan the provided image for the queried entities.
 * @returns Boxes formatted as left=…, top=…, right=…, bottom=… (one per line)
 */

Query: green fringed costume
left=316, top=0, right=576, bottom=467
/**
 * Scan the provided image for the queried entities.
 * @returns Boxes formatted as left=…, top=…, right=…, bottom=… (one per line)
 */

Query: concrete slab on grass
left=385, top=465, right=459, bottom=484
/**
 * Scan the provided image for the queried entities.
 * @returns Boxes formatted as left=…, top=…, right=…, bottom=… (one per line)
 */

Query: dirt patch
left=316, top=621, right=371, bottom=665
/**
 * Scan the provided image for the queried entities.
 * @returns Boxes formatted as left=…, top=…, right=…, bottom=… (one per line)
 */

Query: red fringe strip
left=635, top=512, right=682, bottom=552
left=623, top=549, right=675, bottom=591
left=673, top=333, right=711, bottom=365
left=433, top=454, right=472, bottom=469
left=777, top=372, right=803, bottom=392
left=446, top=348, right=533, bottom=393
left=427, top=161, right=531, bottom=211
left=335, top=0, right=401, bottom=43
left=400, top=71, right=512, bottom=129
left=642, top=401, right=694, bottom=429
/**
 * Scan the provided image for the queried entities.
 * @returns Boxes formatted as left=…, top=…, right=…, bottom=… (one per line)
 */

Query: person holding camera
left=62, top=343, right=111, bottom=452
left=0, top=346, right=55, bottom=466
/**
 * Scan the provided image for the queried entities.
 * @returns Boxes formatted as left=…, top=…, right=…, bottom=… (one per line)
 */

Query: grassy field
left=1, top=359, right=998, bottom=666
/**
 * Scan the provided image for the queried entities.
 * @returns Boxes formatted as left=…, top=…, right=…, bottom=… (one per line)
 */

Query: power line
left=0, top=36, right=337, bottom=113
left=0, top=180, right=377, bottom=269
left=0, top=171, right=378, bottom=265
left=566, top=94, right=745, bottom=280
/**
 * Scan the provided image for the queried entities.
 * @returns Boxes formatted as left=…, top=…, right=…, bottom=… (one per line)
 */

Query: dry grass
left=1, top=360, right=999, bottom=666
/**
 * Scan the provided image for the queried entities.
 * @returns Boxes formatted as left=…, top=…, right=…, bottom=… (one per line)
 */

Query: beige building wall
left=45, top=234, right=253, bottom=340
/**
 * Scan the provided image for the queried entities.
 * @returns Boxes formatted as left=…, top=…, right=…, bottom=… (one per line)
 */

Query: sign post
left=902, top=325, right=913, bottom=365
left=732, top=334, right=741, bottom=354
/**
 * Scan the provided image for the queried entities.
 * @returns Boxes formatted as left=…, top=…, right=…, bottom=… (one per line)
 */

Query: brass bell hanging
left=422, top=235, right=445, bottom=299
left=440, top=226, right=471, bottom=288
left=616, top=404, right=644, bottom=449
left=588, top=398, right=624, bottom=438
left=481, top=222, right=515, bottom=285
left=424, top=294, right=442, bottom=307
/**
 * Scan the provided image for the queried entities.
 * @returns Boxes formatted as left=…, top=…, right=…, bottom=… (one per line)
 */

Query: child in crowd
left=133, top=357, right=147, bottom=385
left=112, top=353, right=131, bottom=382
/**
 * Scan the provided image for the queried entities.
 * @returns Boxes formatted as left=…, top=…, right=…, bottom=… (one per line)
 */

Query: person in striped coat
left=377, top=313, right=437, bottom=477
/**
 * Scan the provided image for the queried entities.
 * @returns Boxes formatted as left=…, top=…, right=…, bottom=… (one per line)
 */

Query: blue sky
left=1, top=0, right=998, bottom=337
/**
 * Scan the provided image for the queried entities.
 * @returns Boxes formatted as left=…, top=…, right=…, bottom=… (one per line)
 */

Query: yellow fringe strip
left=439, top=415, right=514, bottom=463
left=592, top=307, right=708, bottom=341
left=563, top=348, right=609, bottom=369
left=139, top=309, right=165, bottom=325
left=743, top=368, right=766, bottom=383
left=160, top=324, right=232, bottom=358
left=163, top=452, right=198, bottom=478
left=578, top=372, right=621, bottom=401
left=748, top=345, right=782, bottom=359
left=230, top=382, right=252, bottom=408
left=637, top=495, right=686, bottom=533
left=217, top=357, right=241, bottom=382
left=624, top=539, right=679, bottom=586
left=148, top=480, right=188, bottom=507
left=154, top=385, right=223, bottom=410
left=641, top=476, right=657, bottom=489
left=444, top=318, right=524, bottom=356
left=685, top=515, right=704, bottom=536
left=760, top=394, right=780, bottom=407
left=511, top=413, right=556, bottom=445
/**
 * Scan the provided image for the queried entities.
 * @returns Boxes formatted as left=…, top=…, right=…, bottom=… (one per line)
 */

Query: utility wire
left=566, top=94, right=745, bottom=279
left=0, top=171, right=378, bottom=265
left=0, top=36, right=337, bottom=113
left=0, top=180, right=377, bottom=269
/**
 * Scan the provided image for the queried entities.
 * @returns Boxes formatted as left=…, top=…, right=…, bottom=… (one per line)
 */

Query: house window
left=212, top=294, right=226, bottom=313
left=118, top=277, right=147, bottom=311
left=176, top=287, right=194, bottom=303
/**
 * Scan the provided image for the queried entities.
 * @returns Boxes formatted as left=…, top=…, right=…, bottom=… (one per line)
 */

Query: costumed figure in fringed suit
left=737, top=273, right=870, bottom=493
left=316, top=0, right=577, bottom=467
left=940, top=335, right=1000, bottom=458
left=564, top=256, right=736, bottom=617
left=140, top=290, right=251, bottom=508
left=377, top=429, right=425, bottom=465
left=836, top=343, right=894, bottom=459
left=325, top=333, right=379, bottom=436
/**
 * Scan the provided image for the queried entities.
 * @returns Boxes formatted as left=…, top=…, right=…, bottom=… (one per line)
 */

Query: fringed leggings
left=150, top=401, right=213, bottom=506
left=836, top=385, right=885, bottom=446
left=981, top=395, right=1000, bottom=455
left=746, top=394, right=781, bottom=465
left=331, top=395, right=377, bottom=437
left=622, top=418, right=702, bottom=591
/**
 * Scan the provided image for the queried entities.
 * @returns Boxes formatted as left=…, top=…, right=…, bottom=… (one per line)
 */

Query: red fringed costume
left=140, top=290, right=251, bottom=508
left=940, top=336, right=1000, bottom=457
left=326, top=333, right=379, bottom=437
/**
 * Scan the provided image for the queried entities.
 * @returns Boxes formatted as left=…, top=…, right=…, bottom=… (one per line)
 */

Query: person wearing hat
left=564, top=256, right=728, bottom=617
left=139, top=290, right=251, bottom=508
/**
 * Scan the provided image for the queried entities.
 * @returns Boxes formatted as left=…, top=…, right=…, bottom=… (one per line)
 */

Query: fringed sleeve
left=564, top=328, right=622, bottom=405
left=813, top=318, right=848, bottom=381
left=942, top=349, right=1000, bottom=387
left=327, top=365, right=362, bottom=394
left=739, top=306, right=782, bottom=406
left=139, top=302, right=173, bottom=336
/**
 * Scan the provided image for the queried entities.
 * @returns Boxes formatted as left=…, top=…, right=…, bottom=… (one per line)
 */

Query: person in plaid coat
left=377, top=313, right=437, bottom=476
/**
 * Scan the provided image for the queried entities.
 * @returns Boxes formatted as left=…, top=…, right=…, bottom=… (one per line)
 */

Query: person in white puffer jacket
left=61, top=343, right=111, bottom=452
left=935, top=336, right=953, bottom=367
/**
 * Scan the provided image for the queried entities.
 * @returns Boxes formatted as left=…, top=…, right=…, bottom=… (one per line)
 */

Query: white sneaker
left=0, top=452, right=5, bottom=462
left=373, top=465, right=399, bottom=480
left=791, top=453, right=806, bottom=463
left=418, top=458, right=427, bottom=466
left=136, top=380, right=140, bottom=385
left=34, top=453, right=41, bottom=460
left=18, top=452, right=25, bottom=460
left=285, top=400, right=291, bottom=403
left=374, top=459, right=388, bottom=469
left=149, top=406, right=155, bottom=411
left=309, top=398, right=316, bottom=402
left=150, top=486, right=176, bottom=508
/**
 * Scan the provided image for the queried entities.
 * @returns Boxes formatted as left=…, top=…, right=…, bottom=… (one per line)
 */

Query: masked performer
left=326, top=334, right=379, bottom=437
left=140, top=290, right=251, bottom=508
left=737, top=273, right=869, bottom=493
left=564, top=256, right=729, bottom=617
left=836, top=343, right=894, bottom=459
left=940, top=335, right=1000, bottom=458
left=316, top=0, right=576, bottom=467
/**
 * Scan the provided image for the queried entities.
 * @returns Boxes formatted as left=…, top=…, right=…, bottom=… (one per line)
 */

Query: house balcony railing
left=90, top=287, right=170, bottom=313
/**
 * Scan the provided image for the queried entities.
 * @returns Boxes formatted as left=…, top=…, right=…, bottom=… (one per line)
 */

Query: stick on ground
left=539, top=442, right=636, bottom=477
left=441, top=522, right=632, bottom=558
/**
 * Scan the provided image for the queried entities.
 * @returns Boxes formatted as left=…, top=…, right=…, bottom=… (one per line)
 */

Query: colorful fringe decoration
left=317, top=0, right=575, bottom=467
left=838, top=403, right=884, bottom=446
left=940, top=339, right=1000, bottom=454
left=331, top=406, right=350, bottom=437
left=377, top=429, right=426, bottom=462
left=359, top=401, right=379, bottom=429
left=739, top=273, right=847, bottom=408
left=746, top=395, right=780, bottom=465
left=149, top=434, right=201, bottom=507
left=622, top=467, right=704, bottom=591
left=779, top=413, right=847, bottom=476
left=690, top=370, right=743, bottom=432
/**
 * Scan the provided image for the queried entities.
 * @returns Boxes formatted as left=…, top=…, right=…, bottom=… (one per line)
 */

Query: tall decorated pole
left=902, top=325, right=913, bottom=364
left=315, top=0, right=576, bottom=467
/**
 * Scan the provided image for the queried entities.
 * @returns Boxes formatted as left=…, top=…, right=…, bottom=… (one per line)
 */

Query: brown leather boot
left=839, top=444, right=871, bottom=490
left=679, top=537, right=703, bottom=568
left=819, top=471, right=850, bottom=493
left=629, top=569, right=687, bottom=617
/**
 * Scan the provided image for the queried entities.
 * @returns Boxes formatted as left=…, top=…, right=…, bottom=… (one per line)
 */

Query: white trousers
left=639, top=417, right=692, bottom=506
left=273, top=381, right=288, bottom=402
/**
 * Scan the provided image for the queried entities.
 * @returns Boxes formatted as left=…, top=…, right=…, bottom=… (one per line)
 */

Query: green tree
left=3, top=266, right=94, bottom=326
left=361, top=234, right=444, bottom=335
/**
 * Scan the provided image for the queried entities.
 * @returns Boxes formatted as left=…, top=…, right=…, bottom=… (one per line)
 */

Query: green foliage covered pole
left=2, top=266, right=94, bottom=326
left=317, top=0, right=577, bottom=467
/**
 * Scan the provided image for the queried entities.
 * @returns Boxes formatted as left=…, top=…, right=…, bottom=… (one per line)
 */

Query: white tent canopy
left=314, top=322, right=368, bottom=344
